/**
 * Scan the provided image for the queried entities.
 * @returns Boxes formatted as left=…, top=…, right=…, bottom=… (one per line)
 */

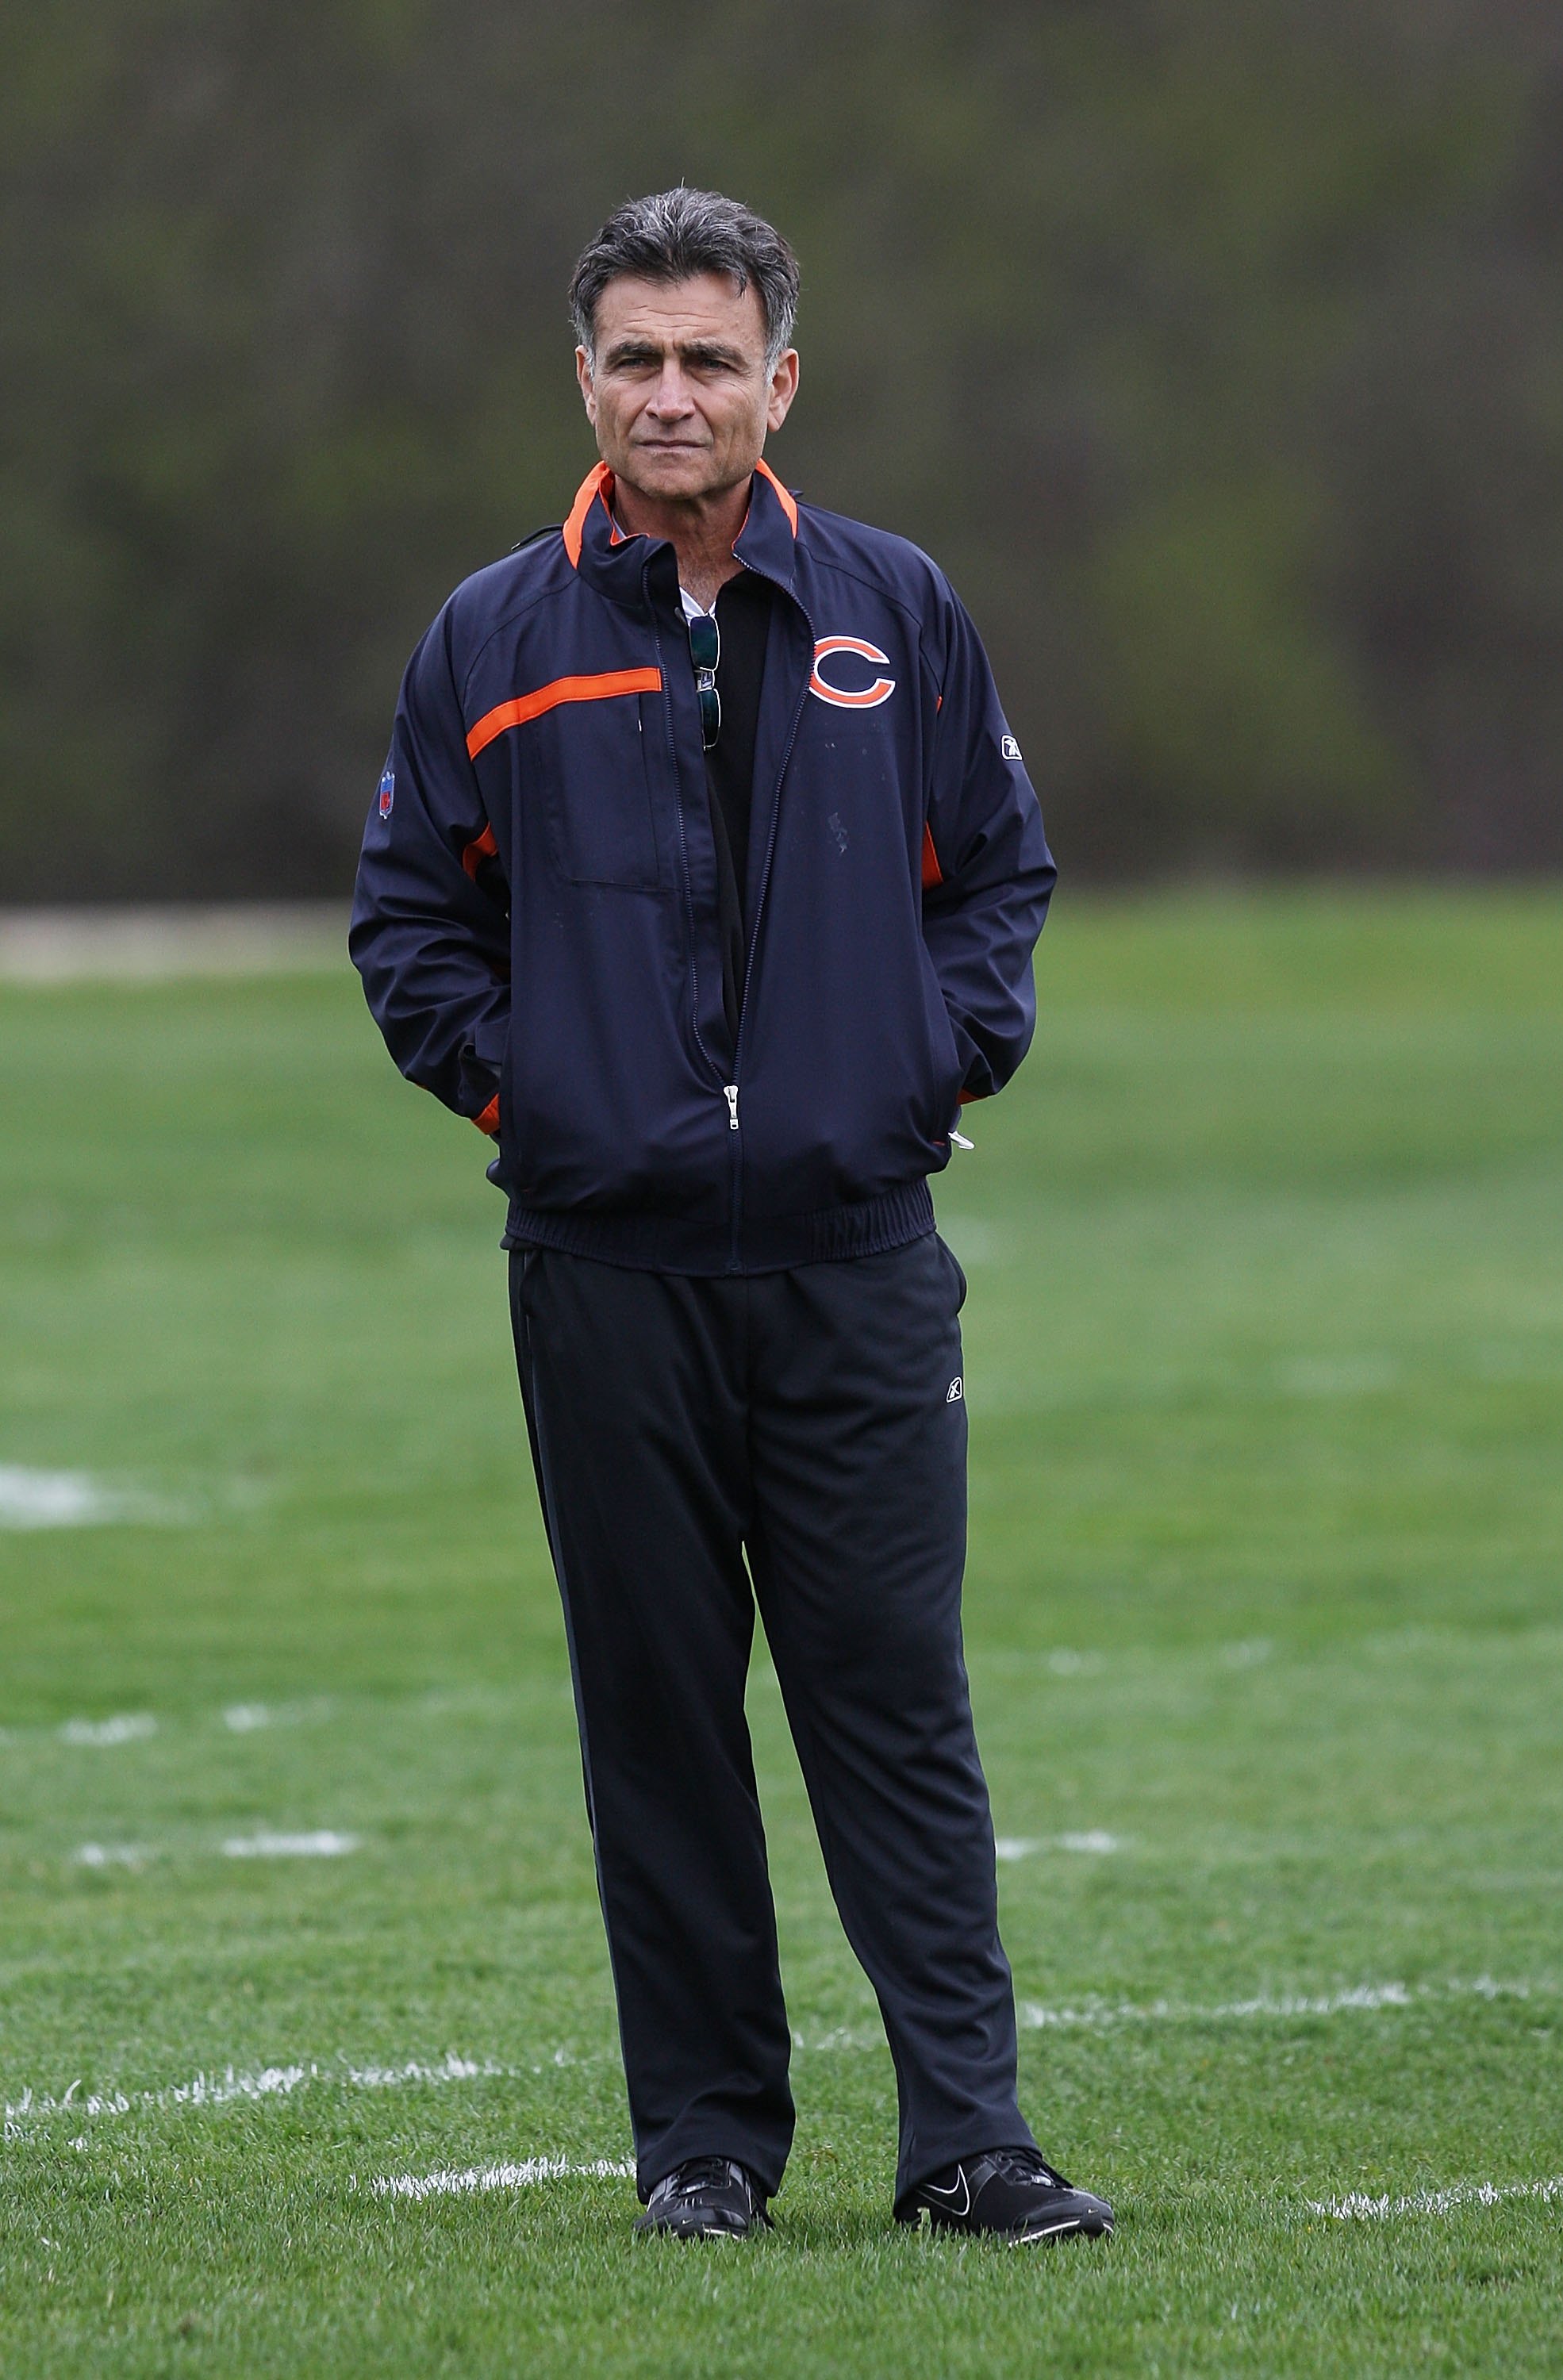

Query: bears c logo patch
left=809, top=636, right=897, bottom=709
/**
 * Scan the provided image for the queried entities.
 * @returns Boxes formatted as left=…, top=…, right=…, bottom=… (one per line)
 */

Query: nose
left=646, top=359, right=696, bottom=419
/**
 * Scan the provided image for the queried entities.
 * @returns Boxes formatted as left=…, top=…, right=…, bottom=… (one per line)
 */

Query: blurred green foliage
left=2, top=0, right=1561, bottom=896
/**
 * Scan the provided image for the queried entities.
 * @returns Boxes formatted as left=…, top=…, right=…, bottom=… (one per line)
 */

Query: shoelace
left=985, top=2148, right=1070, bottom=2190
left=659, top=2156, right=748, bottom=2202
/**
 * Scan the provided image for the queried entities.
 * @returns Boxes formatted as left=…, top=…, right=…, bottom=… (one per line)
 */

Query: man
left=351, top=188, right=1112, bottom=2248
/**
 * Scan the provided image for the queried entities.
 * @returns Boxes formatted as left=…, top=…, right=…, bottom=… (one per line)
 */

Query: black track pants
left=509, top=1232, right=1035, bottom=2208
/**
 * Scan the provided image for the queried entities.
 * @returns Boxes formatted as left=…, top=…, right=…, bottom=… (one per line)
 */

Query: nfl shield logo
left=378, top=766, right=394, bottom=820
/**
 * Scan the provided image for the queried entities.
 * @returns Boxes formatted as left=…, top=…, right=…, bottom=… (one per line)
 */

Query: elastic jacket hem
left=502, top=1181, right=935, bottom=1275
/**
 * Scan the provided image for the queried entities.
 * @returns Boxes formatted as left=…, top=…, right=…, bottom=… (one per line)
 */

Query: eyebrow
left=602, top=337, right=751, bottom=370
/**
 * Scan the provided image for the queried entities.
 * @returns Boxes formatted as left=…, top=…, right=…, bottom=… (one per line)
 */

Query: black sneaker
left=632, top=2156, right=774, bottom=2240
left=901, top=2148, right=1114, bottom=2244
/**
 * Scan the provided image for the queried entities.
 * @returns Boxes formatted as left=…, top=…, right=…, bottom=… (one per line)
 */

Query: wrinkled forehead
left=588, top=272, right=770, bottom=360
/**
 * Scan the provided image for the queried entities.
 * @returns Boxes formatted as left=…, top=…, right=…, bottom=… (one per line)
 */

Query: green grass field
left=2, top=889, right=1561, bottom=2376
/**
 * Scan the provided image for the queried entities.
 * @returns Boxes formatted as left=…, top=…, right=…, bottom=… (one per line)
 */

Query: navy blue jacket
left=351, top=460, right=1054, bottom=1273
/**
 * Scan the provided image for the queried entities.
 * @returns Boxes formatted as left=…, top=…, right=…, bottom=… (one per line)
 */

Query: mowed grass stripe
left=1, top=889, right=1561, bottom=2375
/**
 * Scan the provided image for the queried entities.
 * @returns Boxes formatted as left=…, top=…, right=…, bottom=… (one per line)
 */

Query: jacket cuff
left=472, top=1093, right=500, bottom=1138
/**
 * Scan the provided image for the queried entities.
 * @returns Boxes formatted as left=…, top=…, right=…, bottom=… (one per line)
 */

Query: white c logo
left=810, top=635, right=897, bottom=709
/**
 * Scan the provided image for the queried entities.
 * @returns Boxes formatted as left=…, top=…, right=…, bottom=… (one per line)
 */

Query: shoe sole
left=632, top=2217, right=770, bottom=2240
left=1009, top=2213, right=1113, bottom=2244
left=912, top=2206, right=1114, bottom=2244
left=623, top=2209, right=766, bottom=2228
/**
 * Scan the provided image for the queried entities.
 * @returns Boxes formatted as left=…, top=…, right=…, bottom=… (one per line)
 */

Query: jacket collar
left=563, top=458, right=800, bottom=603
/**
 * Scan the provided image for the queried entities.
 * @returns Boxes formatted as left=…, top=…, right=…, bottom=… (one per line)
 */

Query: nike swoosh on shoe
left=922, top=2169, right=971, bottom=2217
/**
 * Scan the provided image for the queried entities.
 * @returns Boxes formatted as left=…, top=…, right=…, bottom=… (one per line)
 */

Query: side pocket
left=917, top=942, right=966, bottom=1138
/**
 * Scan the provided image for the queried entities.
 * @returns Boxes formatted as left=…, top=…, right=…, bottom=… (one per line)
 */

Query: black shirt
left=697, top=570, right=774, bottom=1047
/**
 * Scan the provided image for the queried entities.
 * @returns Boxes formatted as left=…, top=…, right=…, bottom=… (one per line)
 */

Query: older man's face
left=577, top=272, right=797, bottom=505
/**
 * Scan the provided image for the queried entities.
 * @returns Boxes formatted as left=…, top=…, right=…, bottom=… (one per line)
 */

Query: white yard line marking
left=22, top=1620, right=1442, bottom=1766
left=0, top=903, right=347, bottom=983
left=4, top=1699, right=333, bottom=1753
left=0, top=1468, right=189, bottom=1530
left=221, top=1830, right=359, bottom=1858
left=220, top=1699, right=333, bottom=1734
left=368, top=2157, right=635, bottom=2201
left=790, top=1975, right=1548, bottom=2054
left=338, top=2056, right=511, bottom=2089
left=996, top=1832, right=1125, bottom=1861
left=1, top=1469, right=135, bottom=1529
left=1020, top=1976, right=1541, bottom=2031
left=4, top=2052, right=524, bottom=2139
left=1308, top=2175, right=1563, bottom=2221
left=59, top=1714, right=156, bottom=1746
left=73, top=1844, right=155, bottom=1868
left=6, top=1976, right=1545, bottom=2141
left=792, top=2024, right=882, bottom=2052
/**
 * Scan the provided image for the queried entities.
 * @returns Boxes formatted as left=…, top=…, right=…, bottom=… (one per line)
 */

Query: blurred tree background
left=2, top=0, right=1561, bottom=900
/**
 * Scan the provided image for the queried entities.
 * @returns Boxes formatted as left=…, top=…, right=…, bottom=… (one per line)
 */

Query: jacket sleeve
left=921, top=589, right=1056, bottom=1101
left=348, top=605, right=511, bottom=1133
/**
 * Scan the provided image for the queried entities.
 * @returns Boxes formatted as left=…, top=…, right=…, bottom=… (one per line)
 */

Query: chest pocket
left=468, top=670, right=665, bottom=890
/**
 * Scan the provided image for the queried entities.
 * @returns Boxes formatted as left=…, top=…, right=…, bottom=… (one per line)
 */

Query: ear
left=575, top=346, right=597, bottom=426
left=766, top=349, right=800, bottom=436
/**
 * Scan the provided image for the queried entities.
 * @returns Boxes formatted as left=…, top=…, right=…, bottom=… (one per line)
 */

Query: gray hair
left=570, top=188, right=801, bottom=370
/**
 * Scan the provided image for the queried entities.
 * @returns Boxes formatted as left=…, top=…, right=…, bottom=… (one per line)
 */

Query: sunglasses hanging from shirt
left=686, top=610, right=720, bottom=750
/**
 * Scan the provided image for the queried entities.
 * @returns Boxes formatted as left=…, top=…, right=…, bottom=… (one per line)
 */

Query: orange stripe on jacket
left=472, top=1092, right=501, bottom=1138
left=920, top=823, right=943, bottom=889
left=461, top=823, right=498, bottom=878
left=466, top=669, right=663, bottom=762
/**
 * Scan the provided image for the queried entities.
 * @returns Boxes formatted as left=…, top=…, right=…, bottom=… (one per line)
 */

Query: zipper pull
left=724, top=1084, right=739, bottom=1130
left=950, top=1125, right=975, bottom=1151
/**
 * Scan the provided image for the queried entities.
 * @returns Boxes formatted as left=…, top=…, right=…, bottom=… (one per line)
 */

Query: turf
left=2, top=886, right=1561, bottom=2376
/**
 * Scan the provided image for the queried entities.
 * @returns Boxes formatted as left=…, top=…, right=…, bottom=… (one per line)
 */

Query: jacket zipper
left=646, top=543, right=811, bottom=1269
left=645, top=567, right=728, bottom=1110
left=722, top=565, right=813, bottom=1269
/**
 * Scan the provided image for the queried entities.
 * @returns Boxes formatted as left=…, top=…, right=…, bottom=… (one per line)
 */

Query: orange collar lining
left=562, top=456, right=798, bottom=568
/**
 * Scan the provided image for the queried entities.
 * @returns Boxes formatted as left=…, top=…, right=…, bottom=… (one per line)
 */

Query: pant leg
left=743, top=1234, right=1035, bottom=2208
left=510, top=1247, right=794, bottom=2198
